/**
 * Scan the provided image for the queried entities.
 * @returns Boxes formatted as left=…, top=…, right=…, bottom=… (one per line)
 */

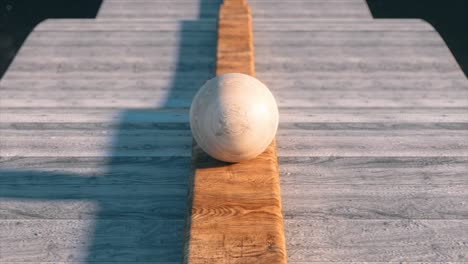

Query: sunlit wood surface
left=184, top=0, right=286, bottom=263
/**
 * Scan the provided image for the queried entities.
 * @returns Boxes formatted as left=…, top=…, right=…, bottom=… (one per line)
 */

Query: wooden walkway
left=1, top=0, right=467, bottom=263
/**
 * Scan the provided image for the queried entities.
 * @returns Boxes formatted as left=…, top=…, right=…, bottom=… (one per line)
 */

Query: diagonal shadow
left=366, top=0, right=468, bottom=78
left=0, top=0, right=219, bottom=262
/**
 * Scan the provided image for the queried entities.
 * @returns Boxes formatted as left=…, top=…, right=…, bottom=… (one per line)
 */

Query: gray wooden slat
left=1, top=129, right=466, bottom=157
left=0, top=157, right=191, bottom=185
left=0, top=184, right=187, bottom=219
left=14, top=45, right=461, bottom=62
left=97, top=1, right=220, bottom=19
left=0, top=157, right=468, bottom=185
left=281, top=184, right=468, bottom=219
left=279, top=156, right=468, bottom=185
left=24, top=31, right=215, bottom=47
left=5, top=70, right=462, bottom=82
left=1, top=219, right=467, bottom=262
left=8, top=48, right=462, bottom=74
left=250, top=1, right=372, bottom=19
left=284, top=219, right=468, bottom=262
left=275, top=131, right=468, bottom=157
left=1, top=107, right=467, bottom=123
left=3, top=121, right=467, bottom=131
left=94, top=0, right=371, bottom=19
left=2, top=183, right=468, bottom=220
left=34, top=19, right=218, bottom=31
left=1, top=157, right=467, bottom=185
left=3, top=70, right=213, bottom=80
left=13, top=46, right=215, bottom=58
left=0, top=129, right=192, bottom=157
left=0, top=219, right=185, bottom=262
left=260, top=78, right=468, bottom=91
left=2, top=89, right=465, bottom=108
left=32, top=19, right=433, bottom=32
left=252, top=19, right=436, bottom=31
left=2, top=78, right=466, bottom=91
left=254, top=31, right=446, bottom=47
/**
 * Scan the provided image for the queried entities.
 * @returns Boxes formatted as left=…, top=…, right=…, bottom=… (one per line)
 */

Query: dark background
left=0, top=0, right=103, bottom=78
left=366, top=0, right=468, bottom=78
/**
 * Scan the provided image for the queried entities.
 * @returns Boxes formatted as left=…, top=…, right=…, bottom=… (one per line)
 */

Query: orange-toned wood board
left=182, top=0, right=287, bottom=263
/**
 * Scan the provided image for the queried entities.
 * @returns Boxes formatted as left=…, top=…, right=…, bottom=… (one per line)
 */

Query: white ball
left=190, top=73, right=279, bottom=163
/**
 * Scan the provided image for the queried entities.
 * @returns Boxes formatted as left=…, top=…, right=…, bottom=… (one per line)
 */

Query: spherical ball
left=190, top=73, right=279, bottom=163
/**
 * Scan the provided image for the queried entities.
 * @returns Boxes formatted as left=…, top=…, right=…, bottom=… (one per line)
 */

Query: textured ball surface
left=190, top=73, right=279, bottom=163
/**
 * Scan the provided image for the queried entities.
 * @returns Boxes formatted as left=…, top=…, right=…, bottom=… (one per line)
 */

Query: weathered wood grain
left=97, top=1, right=221, bottom=19
left=2, top=183, right=468, bottom=220
left=284, top=219, right=468, bottom=262
left=279, top=156, right=468, bottom=185
left=3, top=89, right=466, bottom=108
left=0, top=157, right=191, bottom=184
left=251, top=19, right=436, bottom=31
left=94, top=0, right=372, bottom=19
left=0, top=220, right=185, bottom=262
left=13, top=46, right=459, bottom=63
left=2, top=129, right=466, bottom=157
left=2, top=157, right=467, bottom=186
left=31, top=19, right=436, bottom=32
left=4, top=77, right=467, bottom=92
left=0, top=184, right=188, bottom=219
left=1, top=107, right=467, bottom=123
left=21, top=32, right=216, bottom=47
left=1, top=219, right=467, bottom=262
left=33, top=19, right=218, bottom=32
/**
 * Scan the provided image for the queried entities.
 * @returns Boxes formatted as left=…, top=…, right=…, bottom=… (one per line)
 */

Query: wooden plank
left=3, top=89, right=467, bottom=108
left=183, top=0, right=287, bottom=263
left=23, top=32, right=215, bottom=47
left=1, top=156, right=467, bottom=186
left=94, top=0, right=372, bottom=19
left=249, top=1, right=372, bottom=19
left=0, top=157, right=191, bottom=185
left=0, top=219, right=185, bottom=262
left=284, top=219, right=468, bottom=262
left=97, top=1, right=220, bottom=19
left=34, top=19, right=218, bottom=32
left=254, top=31, right=446, bottom=47
left=1, top=219, right=467, bottom=262
left=281, top=184, right=468, bottom=220
left=31, top=19, right=435, bottom=32
left=251, top=19, right=436, bottom=31
left=13, top=45, right=458, bottom=60
left=279, top=156, right=468, bottom=185
left=9, top=48, right=464, bottom=75
left=0, top=184, right=188, bottom=219
left=3, top=78, right=467, bottom=91
left=2, top=129, right=467, bottom=157
left=2, top=183, right=468, bottom=220
left=1, top=107, right=467, bottom=123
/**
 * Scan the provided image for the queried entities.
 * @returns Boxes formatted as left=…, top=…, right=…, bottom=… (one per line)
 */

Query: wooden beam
left=182, top=0, right=287, bottom=263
